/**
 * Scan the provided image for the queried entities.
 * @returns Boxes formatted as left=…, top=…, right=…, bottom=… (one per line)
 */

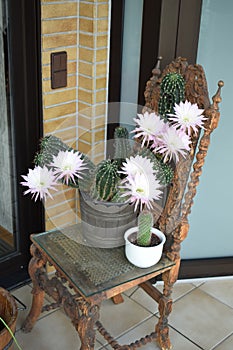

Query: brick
left=78, top=115, right=92, bottom=130
left=79, top=61, right=94, bottom=78
left=43, top=89, right=76, bottom=107
left=94, top=129, right=105, bottom=143
left=79, top=75, right=94, bottom=90
left=78, top=141, right=92, bottom=154
left=46, top=200, right=76, bottom=218
left=96, top=34, right=108, bottom=48
left=44, top=102, right=76, bottom=120
left=96, top=77, right=106, bottom=89
left=79, top=48, right=95, bottom=63
left=45, top=211, right=78, bottom=231
left=42, top=33, right=77, bottom=50
left=97, top=3, right=108, bottom=17
left=78, top=88, right=94, bottom=104
left=44, top=115, right=76, bottom=134
left=97, top=19, right=108, bottom=32
left=96, top=63, right=107, bottom=76
left=79, top=33, right=95, bottom=48
left=42, top=18, right=77, bottom=34
left=79, top=2, right=95, bottom=18
left=78, top=128, right=92, bottom=143
left=46, top=188, right=77, bottom=208
left=42, top=3, right=77, bottom=19
left=79, top=18, right=94, bottom=33
left=96, top=90, right=106, bottom=103
left=96, top=48, right=108, bottom=62
left=50, top=128, right=77, bottom=142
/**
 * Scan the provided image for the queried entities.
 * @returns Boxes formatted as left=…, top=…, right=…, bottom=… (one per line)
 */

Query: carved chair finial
left=152, top=56, right=162, bottom=76
left=212, top=80, right=224, bottom=110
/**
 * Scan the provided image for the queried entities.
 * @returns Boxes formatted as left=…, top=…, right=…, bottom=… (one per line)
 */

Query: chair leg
left=155, top=262, right=180, bottom=350
left=22, top=244, right=46, bottom=333
left=111, top=293, right=124, bottom=304
left=155, top=293, right=173, bottom=350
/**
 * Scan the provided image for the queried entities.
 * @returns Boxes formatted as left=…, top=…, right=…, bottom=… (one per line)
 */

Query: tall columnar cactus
left=92, top=159, right=120, bottom=201
left=158, top=72, right=185, bottom=120
left=113, top=126, right=132, bottom=168
left=137, top=210, right=154, bottom=247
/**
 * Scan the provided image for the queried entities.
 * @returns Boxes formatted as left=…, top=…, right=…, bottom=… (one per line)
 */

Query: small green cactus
left=137, top=210, right=154, bottom=247
left=113, top=126, right=132, bottom=168
left=152, top=156, right=174, bottom=186
left=138, top=148, right=174, bottom=185
left=92, top=159, right=120, bottom=201
left=34, top=135, right=69, bottom=167
left=158, top=72, right=185, bottom=120
left=34, top=135, right=95, bottom=190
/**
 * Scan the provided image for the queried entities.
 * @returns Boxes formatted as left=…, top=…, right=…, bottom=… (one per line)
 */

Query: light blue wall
left=119, top=0, right=144, bottom=129
left=181, top=0, right=233, bottom=258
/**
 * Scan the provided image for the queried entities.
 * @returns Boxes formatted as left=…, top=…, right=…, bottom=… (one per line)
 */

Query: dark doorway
left=0, top=0, right=44, bottom=289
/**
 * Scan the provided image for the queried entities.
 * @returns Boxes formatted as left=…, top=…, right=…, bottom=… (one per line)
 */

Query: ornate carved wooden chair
left=22, top=57, right=223, bottom=350
left=138, top=56, right=223, bottom=348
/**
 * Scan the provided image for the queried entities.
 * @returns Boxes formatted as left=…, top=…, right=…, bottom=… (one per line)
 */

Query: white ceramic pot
left=124, top=227, right=166, bottom=268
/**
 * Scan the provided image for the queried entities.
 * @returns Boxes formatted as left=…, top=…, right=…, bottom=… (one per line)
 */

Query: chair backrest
left=143, top=57, right=223, bottom=261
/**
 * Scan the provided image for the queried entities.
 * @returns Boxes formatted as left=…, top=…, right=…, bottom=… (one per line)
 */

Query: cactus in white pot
left=137, top=210, right=154, bottom=246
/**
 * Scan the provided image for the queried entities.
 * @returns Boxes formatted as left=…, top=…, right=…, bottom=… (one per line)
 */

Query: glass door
left=0, top=0, right=16, bottom=258
left=0, top=0, right=44, bottom=289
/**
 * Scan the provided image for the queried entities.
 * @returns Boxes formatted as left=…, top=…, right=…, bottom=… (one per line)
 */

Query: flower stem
left=0, top=316, right=23, bottom=350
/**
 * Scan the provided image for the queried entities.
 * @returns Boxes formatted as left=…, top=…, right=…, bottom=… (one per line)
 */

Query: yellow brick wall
left=41, top=0, right=111, bottom=231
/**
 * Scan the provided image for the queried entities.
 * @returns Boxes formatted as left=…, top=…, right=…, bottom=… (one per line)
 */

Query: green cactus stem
left=137, top=210, right=154, bottom=247
left=92, top=159, right=120, bottom=201
left=34, top=135, right=69, bottom=167
left=34, top=135, right=95, bottom=190
left=152, top=156, right=174, bottom=186
left=73, top=155, right=95, bottom=192
left=158, top=72, right=185, bottom=120
left=113, top=126, right=132, bottom=168
left=138, top=148, right=174, bottom=185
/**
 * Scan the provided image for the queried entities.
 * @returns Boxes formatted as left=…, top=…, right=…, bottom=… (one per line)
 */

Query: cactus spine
left=158, top=72, right=185, bottom=120
left=92, top=159, right=120, bottom=201
left=113, top=126, right=132, bottom=168
left=137, top=210, right=154, bottom=247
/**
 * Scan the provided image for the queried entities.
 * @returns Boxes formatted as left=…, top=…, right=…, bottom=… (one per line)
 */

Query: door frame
left=0, top=0, right=44, bottom=289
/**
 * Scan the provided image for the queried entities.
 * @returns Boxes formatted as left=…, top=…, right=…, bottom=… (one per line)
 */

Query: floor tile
left=199, top=278, right=233, bottom=308
left=110, top=316, right=201, bottom=350
left=12, top=285, right=33, bottom=331
left=96, top=295, right=151, bottom=344
left=13, top=309, right=103, bottom=350
left=129, top=282, right=196, bottom=315
left=130, top=288, right=159, bottom=314
left=155, top=282, right=196, bottom=302
left=169, top=288, right=233, bottom=349
left=212, top=333, right=233, bottom=350
left=123, top=286, right=138, bottom=297
left=12, top=284, right=59, bottom=331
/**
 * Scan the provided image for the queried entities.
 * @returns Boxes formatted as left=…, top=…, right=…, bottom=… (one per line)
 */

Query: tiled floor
left=12, top=277, right=233, bottom=350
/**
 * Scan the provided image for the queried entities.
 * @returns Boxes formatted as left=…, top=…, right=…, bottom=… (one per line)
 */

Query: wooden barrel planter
left=0, top=287, right=18, bottom=350
left=79, top=191, right=138, bottom=248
